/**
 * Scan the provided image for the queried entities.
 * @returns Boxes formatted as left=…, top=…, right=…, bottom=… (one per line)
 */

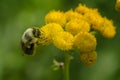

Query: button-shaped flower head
left=74, top=32, right=96, bottom=52
left=45, top=11, right=66, bottom=27
left=39, top=23, right=64, bottom=45
left=99, top=17, right=116, bottom=38
left=53, top=32, right=74, bottom=51
left=80, top=51, right=97, bottom=66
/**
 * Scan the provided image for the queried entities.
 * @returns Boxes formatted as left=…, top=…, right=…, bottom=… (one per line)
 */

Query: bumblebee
left=21, top=27, right=40, bottom=55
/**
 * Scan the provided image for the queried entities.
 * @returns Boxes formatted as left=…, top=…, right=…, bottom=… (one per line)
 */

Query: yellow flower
left=45, top=10, right=66, bottom=27
left=65, top=9, right=84, bottom=22
left=74, top=32, right=96, bottom=52
left=65, top=19, right=90, bottom=35
left=83, top=9, right=116, bottom=38
left=115, top=0, right=120, bottom=11
left=53, top=32, right=74, bottom=51
left=38, top=23, right=64, bottom=45
left=80, top=51, right=97, bottom=66
left=75, top=4, right=90, bottom=15
left=99, top=17, right=116, bottom=38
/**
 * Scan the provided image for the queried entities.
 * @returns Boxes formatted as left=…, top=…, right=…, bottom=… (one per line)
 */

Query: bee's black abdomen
left=21, top=42, right=34, bottom=55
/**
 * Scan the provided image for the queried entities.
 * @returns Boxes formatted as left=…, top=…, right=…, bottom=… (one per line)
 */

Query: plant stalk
left=64, top=53, right=71, bottom=80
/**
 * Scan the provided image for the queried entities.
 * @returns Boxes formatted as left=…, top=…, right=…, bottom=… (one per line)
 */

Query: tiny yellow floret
left=80, top=51, right=97, bottom=66
left=53, top=32, right=74, bottom=51
left=45, top=10, right=66, bottom=27
left=74, top=32, right=96, bottom=52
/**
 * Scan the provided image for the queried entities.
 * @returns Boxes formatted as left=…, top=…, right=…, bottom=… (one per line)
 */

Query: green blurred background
left=0, top=0, right=120, bottom=80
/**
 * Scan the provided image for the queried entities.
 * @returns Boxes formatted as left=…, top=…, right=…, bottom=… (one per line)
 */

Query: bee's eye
left=32, top=28, right=40, bottom=38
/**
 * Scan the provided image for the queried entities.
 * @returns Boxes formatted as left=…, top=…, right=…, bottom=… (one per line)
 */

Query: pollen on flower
left=74, top=32, right=96, bottom=52
left=80, top=51, right=97, bottom=66
left=99, top=18, right=116, bottom=38
left=65, top=19, right=90, bottom=35
left=53, top=32, right=74, bottom=51
left=45, top=10, right=66, bottom=27
left=38, top=23, right=64, bottom=45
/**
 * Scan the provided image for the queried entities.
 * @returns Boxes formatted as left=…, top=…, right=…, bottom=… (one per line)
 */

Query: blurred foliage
left=0, top=0, right=120, bottom=80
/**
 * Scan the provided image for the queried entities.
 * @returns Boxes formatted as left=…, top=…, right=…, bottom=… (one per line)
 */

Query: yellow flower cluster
left=37, top=4, right=116, bottom=65
left=75, top=4, right=116, bottom=38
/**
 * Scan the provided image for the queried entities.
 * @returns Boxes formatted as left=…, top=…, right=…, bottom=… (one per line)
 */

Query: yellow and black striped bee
left=21, top=27, right=40, bottom=55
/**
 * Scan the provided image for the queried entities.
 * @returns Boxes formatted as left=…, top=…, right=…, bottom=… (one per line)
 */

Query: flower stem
left=64, top=53, right=71, bottom=80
